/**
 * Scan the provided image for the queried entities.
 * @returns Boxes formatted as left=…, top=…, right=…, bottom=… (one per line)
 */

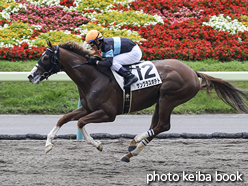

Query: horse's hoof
left=128, top=145, right=137, bottom=152
left=45, top=144, right=53, bottom=153
left=97, top=143, right=103, bottom=152
left=120, top=156, right=130, bottom=163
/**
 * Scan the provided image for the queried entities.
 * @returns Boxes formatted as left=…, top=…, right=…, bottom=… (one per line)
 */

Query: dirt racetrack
left=0, top=139, right=247, bottom=186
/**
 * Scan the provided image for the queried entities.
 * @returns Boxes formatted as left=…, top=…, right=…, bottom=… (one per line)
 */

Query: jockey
left=85, top=29, right=142, bottom=88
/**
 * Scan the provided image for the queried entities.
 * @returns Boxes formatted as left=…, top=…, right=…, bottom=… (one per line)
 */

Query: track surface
left=0, top=139, right=247, bottom=186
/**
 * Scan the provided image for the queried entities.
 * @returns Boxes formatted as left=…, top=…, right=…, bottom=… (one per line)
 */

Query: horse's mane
left=58, top=40, right=111, bottom=78
left=58, top=41, right=95, bottom=57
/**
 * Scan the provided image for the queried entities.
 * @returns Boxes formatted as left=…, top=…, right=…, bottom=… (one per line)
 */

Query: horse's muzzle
left=27, top=73, right=41, bottom=84
left=27, top=65, right=41, bottom=84
left=28, top=74, right=34, bottom=83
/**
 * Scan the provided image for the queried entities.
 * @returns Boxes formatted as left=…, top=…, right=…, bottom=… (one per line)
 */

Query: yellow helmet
left=85, top=30, right=103, bottom=43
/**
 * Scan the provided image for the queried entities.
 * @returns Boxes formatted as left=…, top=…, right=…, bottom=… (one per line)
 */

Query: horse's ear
left=47, top=40, right=56, bottom=51
left=47, top=40, right=52, bottom=47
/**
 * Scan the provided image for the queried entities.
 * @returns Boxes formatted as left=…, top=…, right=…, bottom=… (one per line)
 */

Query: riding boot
left=123, top=70, right=138, bottom=88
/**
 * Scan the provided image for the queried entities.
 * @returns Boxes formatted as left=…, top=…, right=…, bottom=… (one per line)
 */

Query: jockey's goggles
left=89, top=41, right=96, bottom=47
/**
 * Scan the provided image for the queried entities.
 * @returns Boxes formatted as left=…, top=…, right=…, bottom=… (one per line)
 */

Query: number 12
left=135, top=64, right=156, bottom=80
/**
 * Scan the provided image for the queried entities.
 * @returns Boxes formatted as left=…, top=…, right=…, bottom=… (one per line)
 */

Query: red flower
left=59, top=0, right=75, bottom=8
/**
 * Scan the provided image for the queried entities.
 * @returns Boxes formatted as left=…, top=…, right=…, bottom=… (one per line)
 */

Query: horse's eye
left=43, top=56, right=49, bottom=61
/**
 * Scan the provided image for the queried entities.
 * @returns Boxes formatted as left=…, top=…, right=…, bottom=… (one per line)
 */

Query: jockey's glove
left=87, top=57, right=97, bottom=65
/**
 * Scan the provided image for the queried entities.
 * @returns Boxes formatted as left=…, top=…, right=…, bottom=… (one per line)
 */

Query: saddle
left=91, top=56, right=162, bottom=114
left=114, top=61, right=162, bottom=114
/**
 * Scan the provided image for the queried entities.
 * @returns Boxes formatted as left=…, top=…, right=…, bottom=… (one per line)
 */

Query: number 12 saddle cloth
left=112, top=61, right=162, bottom=113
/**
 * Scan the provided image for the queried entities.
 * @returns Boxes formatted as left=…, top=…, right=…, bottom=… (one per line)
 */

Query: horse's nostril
left=27, top=75, right=33, bottom=82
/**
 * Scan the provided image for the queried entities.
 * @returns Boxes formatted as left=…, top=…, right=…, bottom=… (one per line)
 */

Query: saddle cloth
left=112, top=61, right=162, bottom=92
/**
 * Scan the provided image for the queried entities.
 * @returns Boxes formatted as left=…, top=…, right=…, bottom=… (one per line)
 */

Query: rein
left=39, top=45, right=88, bottom=75
left=39, top=45, right=111, bottom=82
left=61, top=63, right=87, bottom=71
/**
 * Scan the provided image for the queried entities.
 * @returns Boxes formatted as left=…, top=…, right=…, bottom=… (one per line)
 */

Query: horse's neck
left=59, top=51, right=95, bottom=84
left=65, top=64, right=97, bottom=85
left=59, top=48, right=111, bottom=93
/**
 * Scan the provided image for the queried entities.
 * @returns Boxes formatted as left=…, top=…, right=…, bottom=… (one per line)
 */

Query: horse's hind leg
left=45, top=106, right=89, bottom=153
left=121, top=100, right=173, bottom=162
left=128, top=103, right=160, bottom=152
left=121, top=84, right=199, bottom=162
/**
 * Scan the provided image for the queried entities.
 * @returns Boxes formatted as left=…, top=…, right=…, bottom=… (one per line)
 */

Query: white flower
left=63, top=30, right=71, bottom=35
left=4, top=24, right=9, bottom=29
left=26, top=0, right=61, bottom=7
left=203, top=14, right=248, bottom=34
left=1, top=10, right=10, bottom=20
left=31, top=25, right=42, bottom=30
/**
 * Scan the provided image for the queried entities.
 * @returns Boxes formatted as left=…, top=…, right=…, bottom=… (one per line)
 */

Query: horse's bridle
left=36, top=45, right=61, bottom=80
left=37, top=45, right=88, bottom=80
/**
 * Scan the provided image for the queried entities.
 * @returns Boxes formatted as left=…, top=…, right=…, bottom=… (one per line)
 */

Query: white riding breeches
left=111, top=45, right=142, bottom=71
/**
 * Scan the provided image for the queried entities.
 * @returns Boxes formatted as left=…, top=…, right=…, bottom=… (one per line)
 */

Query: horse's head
left=28, top=40, right=60, bottom=84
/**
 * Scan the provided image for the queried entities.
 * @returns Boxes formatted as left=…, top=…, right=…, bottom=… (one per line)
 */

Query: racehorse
left=28, top=40, right=248, bottom=162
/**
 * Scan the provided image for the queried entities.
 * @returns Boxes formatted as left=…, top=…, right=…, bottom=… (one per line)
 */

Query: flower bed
left=10, top=4, right=90, bottom=32
left=0, top=0, right=248, bottom=61
left=127, top=0, right=248, bottom=61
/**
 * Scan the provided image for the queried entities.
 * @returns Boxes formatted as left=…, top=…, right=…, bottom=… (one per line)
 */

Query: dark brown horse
left=28, top=40, right=248, bottom=162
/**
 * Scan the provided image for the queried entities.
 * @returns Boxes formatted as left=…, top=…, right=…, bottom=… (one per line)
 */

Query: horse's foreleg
left=77, top=109, right=115, bottom=151
left=45, top=106, right=89, bottom=153
left=45, top=125, right=60, bottom=153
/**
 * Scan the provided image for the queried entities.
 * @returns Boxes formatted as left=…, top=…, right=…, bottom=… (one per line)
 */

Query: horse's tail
left=195, top=71, right=248, bottom=113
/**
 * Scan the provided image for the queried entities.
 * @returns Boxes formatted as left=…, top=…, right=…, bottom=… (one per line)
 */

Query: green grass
left=184, top=59, right=248, bottom=71
left=0, top=60, right=37, bottom=71
left=0, top=59, right=248, bottom=114
left=0, top=81, right=79, bottom=114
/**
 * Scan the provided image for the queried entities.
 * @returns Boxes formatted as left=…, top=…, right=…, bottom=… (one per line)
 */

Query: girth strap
left=123, top=87, right=132, bottom=114
left=122, top=65, right=132, bottom=114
